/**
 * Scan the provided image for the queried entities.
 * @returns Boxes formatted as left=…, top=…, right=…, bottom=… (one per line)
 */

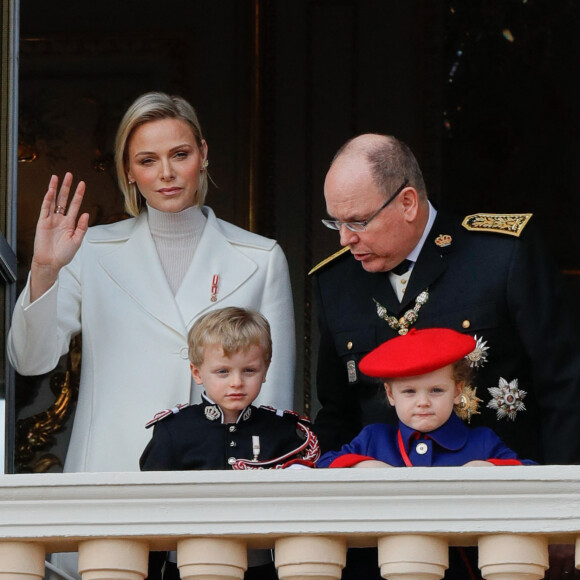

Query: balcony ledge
left=1, top=465, right=579, bottom=552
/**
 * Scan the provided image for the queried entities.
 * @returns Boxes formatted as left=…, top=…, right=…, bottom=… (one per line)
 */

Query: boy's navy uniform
left=318, top=413, right=535, bottom=468
left=140, top=394, right=319, bottom=471
left=313, top=212, right=580, bottom=464
left=141, top=394, right=319, bottom=580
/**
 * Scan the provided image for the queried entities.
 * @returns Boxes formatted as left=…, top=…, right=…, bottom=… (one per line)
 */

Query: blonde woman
left=8, top=92, right=296, bottom=477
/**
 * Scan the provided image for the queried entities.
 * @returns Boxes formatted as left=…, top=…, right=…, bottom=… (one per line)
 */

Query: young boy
left=318, top=327, right=534, bottom=468
left=140, top=306, right=318, bottom=472
left=140, top=306, right=319, bottom=579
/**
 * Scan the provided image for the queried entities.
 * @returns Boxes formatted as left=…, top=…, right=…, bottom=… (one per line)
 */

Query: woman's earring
left=202, top=159, right=209, bottom=170
left=127, top=177, right=134, bottom=184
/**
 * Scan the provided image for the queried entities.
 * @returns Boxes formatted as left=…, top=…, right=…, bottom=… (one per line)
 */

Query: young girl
left=318, top=328, right=534, bottom=468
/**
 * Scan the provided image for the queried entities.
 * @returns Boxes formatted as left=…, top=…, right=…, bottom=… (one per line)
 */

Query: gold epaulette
left=461, top=213, right=533, bottom=238
left=308, top=246, right=350, bottom=275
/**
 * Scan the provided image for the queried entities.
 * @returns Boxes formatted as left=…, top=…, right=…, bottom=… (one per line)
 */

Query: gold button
left=462, top=320, right=470, bottom=329
left=401, top=278, right=407, bottom=284
left=347, top=341, right=353, bottom=350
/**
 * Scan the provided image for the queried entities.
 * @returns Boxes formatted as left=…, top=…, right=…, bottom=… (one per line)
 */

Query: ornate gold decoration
left=15, top=336, right=82, bottom=473
left=461, top=213, right=533, bottom=237
left=308, top=246, right=351, bottom=275
left=434, top=234, right=452, bottom=247
left=454, top=384, right=482, bottom=424
left=374, top=289, right=430, bottom=335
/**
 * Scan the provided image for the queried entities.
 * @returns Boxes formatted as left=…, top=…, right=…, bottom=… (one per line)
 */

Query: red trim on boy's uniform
left=145, top=403, right=189, bottom=428
left=232, top=421, right=320, bottom=469
left=329, top=454, right=376, bottom=468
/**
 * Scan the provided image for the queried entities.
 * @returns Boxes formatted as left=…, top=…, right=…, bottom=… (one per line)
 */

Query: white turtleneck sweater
left=147, top=204, right=207, bottom=295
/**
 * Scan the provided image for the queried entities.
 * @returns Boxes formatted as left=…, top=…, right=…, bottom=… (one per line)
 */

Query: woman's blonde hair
left=114, top=92, right=208, bottom=216
left=188, top=307, right=272, bottom=367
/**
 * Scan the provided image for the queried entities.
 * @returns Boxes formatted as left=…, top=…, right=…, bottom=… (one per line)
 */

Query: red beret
left=359, top=328, right=476, bottom=378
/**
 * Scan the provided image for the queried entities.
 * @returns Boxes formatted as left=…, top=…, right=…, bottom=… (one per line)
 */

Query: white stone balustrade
left=0, top=466, right=579, bottom=579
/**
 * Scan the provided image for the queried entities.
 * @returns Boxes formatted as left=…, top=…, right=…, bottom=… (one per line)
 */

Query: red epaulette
left=145, top=403, right=189, bottom=429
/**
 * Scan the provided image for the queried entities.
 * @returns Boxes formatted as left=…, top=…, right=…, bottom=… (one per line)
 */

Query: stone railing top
left=1, top=466, right=579, bottom=551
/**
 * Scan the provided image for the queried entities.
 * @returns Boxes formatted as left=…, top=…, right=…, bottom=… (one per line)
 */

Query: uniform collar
left=201, top=392, right=253, bottom=424
left=399, top=209, right=457, bottom=311
left=406, top=201, right=437, bottom=263
left=399, top=412, right=469, bottom=452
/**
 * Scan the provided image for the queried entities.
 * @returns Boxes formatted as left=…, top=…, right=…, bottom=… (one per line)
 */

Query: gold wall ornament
left=17, top=142, right=39, bottom=163
left=462, top=213, right=533, bottom=237
left=15, top=336, right=82, bottom=473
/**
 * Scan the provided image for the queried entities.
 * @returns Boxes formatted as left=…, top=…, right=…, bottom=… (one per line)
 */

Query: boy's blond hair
left=188, top=307, right=272, bottom=366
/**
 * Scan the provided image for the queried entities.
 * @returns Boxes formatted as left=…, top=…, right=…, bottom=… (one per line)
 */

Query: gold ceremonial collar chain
left=373, top=289, right=429, bottom=335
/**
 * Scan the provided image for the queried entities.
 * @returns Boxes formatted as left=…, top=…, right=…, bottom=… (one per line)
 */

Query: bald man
left=312, top=133, right=580, bottom=466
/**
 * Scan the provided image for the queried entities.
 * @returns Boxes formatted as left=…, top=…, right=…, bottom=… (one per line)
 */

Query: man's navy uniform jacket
left=313, top=211, right=580, bottom=464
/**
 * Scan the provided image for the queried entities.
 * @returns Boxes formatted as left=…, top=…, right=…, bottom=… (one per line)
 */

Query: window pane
left=0, top=0, right=19, bottom=474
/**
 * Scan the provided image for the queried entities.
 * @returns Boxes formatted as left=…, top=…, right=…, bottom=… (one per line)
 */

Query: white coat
left=7, top=207, right=296, bottom=473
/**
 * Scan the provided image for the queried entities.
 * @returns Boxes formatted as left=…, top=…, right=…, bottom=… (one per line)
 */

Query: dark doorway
left=13, top=0, right=580, bottom=472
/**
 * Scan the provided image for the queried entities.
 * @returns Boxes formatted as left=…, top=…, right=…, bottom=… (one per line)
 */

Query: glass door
left=1, top=0, right=20, bottom=474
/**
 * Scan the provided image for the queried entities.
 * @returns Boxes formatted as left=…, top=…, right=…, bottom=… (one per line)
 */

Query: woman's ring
left=55, top=205, right=65, bottom=215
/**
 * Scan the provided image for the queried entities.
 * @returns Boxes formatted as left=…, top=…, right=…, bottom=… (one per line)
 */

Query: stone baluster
left=478, top=534, right=548, bottom=579
left=275, top=535, right=346, bottom=580
left=377, top=534, right=448, bottom=580
left=177, top=537, right=247, bottom=580
left=0, top=541, right=45, bottom=580
left=78, top=539, right=149, bottom=580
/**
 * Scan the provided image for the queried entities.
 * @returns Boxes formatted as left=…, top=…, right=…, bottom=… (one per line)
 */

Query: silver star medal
left=465, top=335, right=489, bottom=368
left=487, top=378, right=527, bottom=421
